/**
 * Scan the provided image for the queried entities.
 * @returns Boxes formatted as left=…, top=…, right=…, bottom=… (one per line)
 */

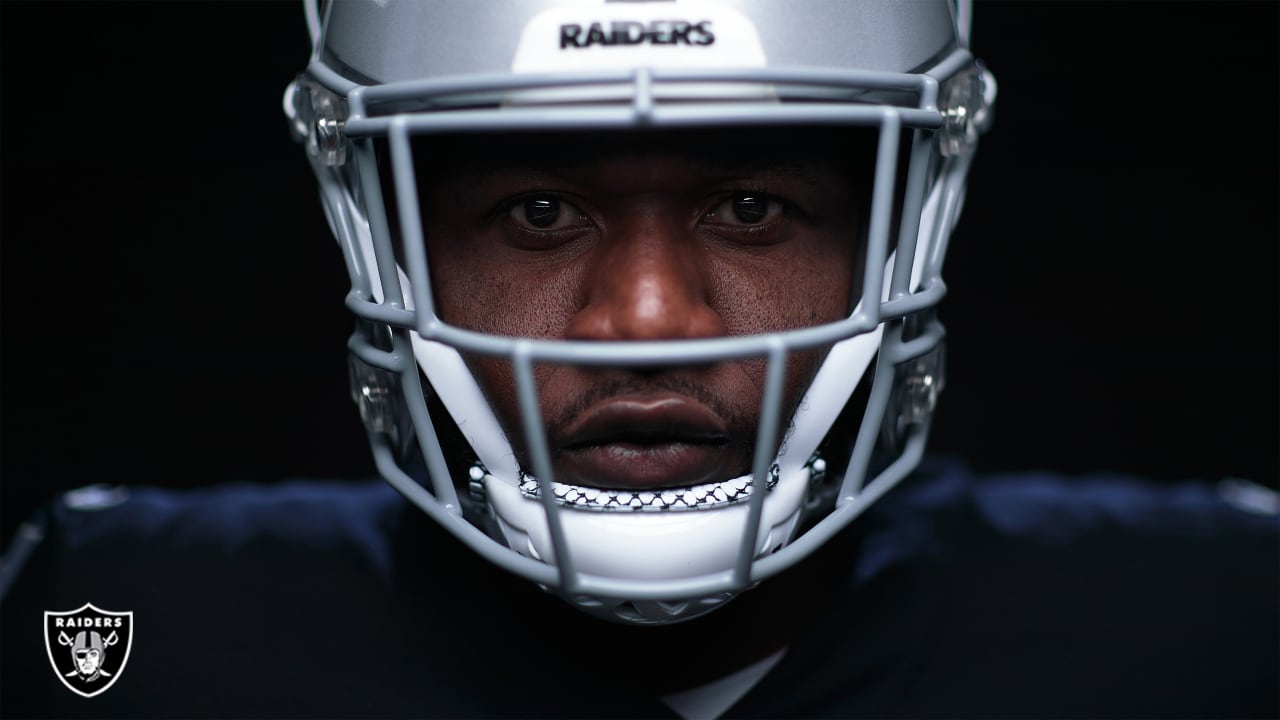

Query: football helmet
left=285, top=0, right=994, bottom=625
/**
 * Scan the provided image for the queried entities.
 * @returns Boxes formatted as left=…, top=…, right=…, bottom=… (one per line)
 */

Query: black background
left=2, top=2, right=1276, bottom=551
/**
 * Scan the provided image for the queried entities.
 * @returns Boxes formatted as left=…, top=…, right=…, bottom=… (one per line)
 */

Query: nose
left=564, top=212, right=726, bottom=341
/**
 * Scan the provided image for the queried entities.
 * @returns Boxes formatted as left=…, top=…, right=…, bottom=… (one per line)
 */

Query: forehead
left=413, top=127, right=878, bottom=181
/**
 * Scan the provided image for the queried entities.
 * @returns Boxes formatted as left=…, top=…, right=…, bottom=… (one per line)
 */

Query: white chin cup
left=485, top=463, right=808, bottom=581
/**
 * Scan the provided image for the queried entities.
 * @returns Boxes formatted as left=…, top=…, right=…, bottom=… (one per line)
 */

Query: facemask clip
left=801, top=453, right=834, bottom=515
left=900, top=345, right=945, bottom=426
left=938, top=64, right=994, bottom=157
left=348, top=354, right=405, bottom=450
left=880, top=343, right=946, bottom=454
left=467, top=463, right=488, bottom=503
left=286, top=79, right=348, bottom=167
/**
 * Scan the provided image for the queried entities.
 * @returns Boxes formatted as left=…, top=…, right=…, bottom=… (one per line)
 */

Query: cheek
left=704, top=238, right=855, bottom=420
left=426, top=226, right=583, bottom=439
left=427, top=224, right=585, bottom=339
left=706, top=242, right=855, bottom=336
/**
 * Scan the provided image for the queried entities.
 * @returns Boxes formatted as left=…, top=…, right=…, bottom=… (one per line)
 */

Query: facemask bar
left=300, top=50, right=990, bottom=601
left=333, top=64, right=965, bottom=362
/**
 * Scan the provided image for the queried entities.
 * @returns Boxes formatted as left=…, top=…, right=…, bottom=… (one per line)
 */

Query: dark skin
left=421, top=129, right=868, bottom=492
left=412, top=129, right=872, bottom=690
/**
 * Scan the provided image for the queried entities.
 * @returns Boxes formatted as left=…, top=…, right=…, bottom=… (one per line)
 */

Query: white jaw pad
left=778, top=173, right=943, bottom=478
left=408, top=329, right=521, bottom=481
left=395, top=266, right=522, bottom=484
left=347, top=203, right=522, bottom=484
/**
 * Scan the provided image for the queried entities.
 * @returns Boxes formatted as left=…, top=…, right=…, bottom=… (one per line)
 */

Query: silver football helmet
left=286, top=0, right=994, bottom=625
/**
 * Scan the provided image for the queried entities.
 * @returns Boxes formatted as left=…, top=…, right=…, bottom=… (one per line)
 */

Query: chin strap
left=466, top=455, right=834, bottom=514
left=471, top=464, right=782, bottom=512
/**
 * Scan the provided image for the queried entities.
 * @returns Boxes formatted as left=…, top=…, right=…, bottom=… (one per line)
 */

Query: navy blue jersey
left=3, top=458, right=1276, bottom=718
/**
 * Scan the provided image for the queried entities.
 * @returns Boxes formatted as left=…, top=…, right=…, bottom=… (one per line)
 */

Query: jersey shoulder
left=1, top=479, right=423, bottom=719
left=741, top=458, right=1280, bottom=719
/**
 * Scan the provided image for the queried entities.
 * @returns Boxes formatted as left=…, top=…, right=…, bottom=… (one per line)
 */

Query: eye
left=705, top=193, right=785, bottom=227
left=507, top=195, right=587, bottom=232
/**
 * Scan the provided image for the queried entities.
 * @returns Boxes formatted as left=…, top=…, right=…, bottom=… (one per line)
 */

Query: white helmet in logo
left=285, top=0, right=994, bottom=625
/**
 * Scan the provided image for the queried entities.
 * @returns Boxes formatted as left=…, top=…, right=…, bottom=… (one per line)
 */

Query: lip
left=554, top=393, right=737, bottom=489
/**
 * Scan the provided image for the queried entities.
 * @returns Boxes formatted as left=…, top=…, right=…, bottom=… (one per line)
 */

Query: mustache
left=542, top=373, right=756, bottom=446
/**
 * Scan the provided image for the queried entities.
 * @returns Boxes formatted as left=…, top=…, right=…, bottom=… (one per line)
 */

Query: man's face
left=75, top=647, right=101, bottom=675
left=419, top=129, right=868, bottom=490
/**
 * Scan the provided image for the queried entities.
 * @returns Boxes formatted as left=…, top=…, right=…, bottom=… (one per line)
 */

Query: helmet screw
left=468, top=463, right=489, bottom=502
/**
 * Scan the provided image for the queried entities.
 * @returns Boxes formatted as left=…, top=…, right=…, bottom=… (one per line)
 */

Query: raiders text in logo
left=560, top=20, right=714, bottom=49
left=44, top=603, right=134, bottom=698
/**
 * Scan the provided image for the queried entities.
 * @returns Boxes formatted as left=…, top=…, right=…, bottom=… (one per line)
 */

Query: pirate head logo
left=44, top=603, right=133, bottom=697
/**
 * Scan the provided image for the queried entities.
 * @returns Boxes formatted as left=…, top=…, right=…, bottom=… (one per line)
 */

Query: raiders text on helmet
left=560, top=20, right=716, bottom=49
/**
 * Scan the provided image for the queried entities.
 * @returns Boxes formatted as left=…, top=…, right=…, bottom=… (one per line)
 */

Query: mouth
left=553, top=393, right=741, bottom=490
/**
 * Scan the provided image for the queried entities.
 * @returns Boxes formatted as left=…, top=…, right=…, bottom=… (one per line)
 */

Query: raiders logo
left=44, top=603, right=134, bottom=698
left=559, top=20, right=715, bottom=49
